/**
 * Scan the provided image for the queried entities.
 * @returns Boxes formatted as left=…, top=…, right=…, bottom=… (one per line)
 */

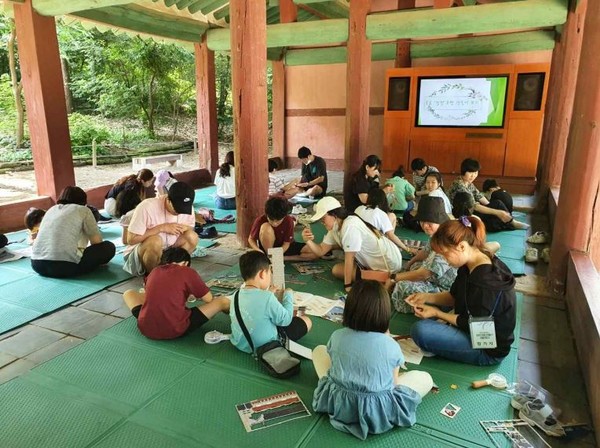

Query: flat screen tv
left=416, top=76, right=508, bottom=128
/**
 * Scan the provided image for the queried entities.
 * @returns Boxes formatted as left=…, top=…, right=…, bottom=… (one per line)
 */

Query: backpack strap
left=233, top=291, right=256, bottom=355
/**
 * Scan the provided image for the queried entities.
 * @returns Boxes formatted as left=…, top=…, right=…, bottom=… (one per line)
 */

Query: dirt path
left=0, top=147, right=232, bottom=205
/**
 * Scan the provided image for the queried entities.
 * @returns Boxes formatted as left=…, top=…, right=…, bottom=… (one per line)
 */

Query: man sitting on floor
left=295, top=146, right=328, bottom=199
left=123, top=181, right=198, bottom=276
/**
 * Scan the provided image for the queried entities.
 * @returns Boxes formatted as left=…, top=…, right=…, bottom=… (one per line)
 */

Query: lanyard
left=465, top=291, right=502, bottom=318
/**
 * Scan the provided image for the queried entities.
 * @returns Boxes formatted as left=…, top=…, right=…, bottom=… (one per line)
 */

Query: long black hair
left=219, top=151, right=234, bottom=177
left=353, top=154, right=381, bottom=180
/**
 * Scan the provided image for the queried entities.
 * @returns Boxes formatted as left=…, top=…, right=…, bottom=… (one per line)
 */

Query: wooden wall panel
left=504, top=118, right=543, bottom=177
left=409, top=139, right=505, bottom=175
left=382, top=116, right=410, bottom=171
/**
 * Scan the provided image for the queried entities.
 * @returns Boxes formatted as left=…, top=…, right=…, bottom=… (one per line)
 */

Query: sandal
left=525, top=247, right=539, bottom=263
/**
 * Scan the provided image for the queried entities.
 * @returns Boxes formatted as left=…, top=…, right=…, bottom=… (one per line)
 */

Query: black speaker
left=514, top=73, right=545, bottom=111
left=387, top=77, right=410, bottom=111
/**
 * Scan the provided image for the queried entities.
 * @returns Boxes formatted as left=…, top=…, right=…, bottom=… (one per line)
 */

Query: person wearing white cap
left=302, top=196, right=403, bottom=291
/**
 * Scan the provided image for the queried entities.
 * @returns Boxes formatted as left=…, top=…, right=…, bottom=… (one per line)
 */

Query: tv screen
left=416, top=76, right=508, bottom=128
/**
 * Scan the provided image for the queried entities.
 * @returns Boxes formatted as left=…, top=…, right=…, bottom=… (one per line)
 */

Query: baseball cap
left=310, top=196, right=342, bottom=222
left=168, top=182, right=195, bottom=215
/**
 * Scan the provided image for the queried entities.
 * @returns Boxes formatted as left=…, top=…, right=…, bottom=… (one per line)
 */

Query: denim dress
left=313, top=328, right=421, bottom=440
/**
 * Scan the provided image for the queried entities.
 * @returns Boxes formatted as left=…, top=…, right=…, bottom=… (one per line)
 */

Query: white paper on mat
left=287, top=339, right=313, bottom=360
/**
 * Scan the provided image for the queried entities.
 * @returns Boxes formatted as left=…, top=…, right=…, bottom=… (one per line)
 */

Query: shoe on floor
left=525, top=247, right=539, bottom=263
left=541, top=247, right=551, bottom=263
left=511, top=390, right=546, bottom=411
left=527, top=231, right=550, bottom=244
left=519, top=399, right=565, bottom=437
left=291, top=204, right=308, bottom=215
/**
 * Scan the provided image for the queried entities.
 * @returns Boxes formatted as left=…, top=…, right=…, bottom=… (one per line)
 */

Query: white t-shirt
left=323, top=215, right=403, bottom=272
left=214, top=166, right=235, bottom=199
left=354, top=205, right=393, bottom=235
left=428, top=189, right=452, bottom=214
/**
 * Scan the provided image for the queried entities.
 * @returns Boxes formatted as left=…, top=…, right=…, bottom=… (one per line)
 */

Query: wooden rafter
left=297, top=3, right=328, bottom=19
left=32, top=0, right=133, bottom=17
left=72, top=3, right=207, bottom=42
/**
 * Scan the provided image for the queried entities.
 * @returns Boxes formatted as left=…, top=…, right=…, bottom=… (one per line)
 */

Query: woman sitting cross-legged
left=390, top=196, right=457, bottom=313
left=301, top=196, right=404, bottom=292
left=312, top=280, right=432, bottom=440
left=31, top=186, right=116, bottom=278
left=405, top=216, right=517, bottom=366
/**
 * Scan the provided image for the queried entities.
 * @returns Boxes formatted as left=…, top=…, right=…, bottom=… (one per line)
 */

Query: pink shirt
left=126, top=196, right=194, bottom=253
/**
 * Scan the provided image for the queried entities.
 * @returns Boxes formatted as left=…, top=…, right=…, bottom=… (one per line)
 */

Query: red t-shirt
left=249, top=215, right=295, bottom=247
left=138, top=264, right=210, bottom=339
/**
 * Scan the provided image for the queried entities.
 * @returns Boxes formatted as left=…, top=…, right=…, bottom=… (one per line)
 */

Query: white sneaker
left=295, top=191, right=309, bottom=197
left=541, top=247, right=551, bottom=263
left=527, top=231, right=550, bottom=244
left=525, top=247, right=538, bottom=263
left=291, top=205, right=307, bottom=215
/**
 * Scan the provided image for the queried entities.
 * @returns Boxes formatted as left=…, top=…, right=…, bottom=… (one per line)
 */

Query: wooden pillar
left=344, top=0, right=372, bottom=187
left=13, top=0, right=74, bottom=201
left=395, top=0, right=414, bottom=67
left=230, top=0, right=268, bottom=246
left=537, top=0, right=587, bottom=204
left=272, top=61, right=285, bottom=162
left=271, top=0, right=297, bottom=164
left=194, top=37, right=219, bottom=176
left=548, top=0, right=600, bottom=291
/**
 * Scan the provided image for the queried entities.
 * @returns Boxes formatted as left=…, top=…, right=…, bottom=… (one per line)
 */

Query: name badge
left=469, top=316, right=497, bottom=349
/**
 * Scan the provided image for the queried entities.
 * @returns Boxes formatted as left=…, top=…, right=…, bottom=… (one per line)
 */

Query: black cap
left=168, top=182, right=195, bottom=215
left=415, top=196, right=449, bottom=224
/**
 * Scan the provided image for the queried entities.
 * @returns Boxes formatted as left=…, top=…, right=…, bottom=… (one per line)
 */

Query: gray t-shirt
left=32, top=204, right=100, bottom=263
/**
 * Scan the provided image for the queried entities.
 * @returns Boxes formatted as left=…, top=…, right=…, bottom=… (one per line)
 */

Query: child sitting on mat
left=312, top=280, right=432, bottom=440
left=24, top=207, right=46, bottom=243
left=230, top=250, right=312, bottom=354
left=122, top=247, right=230, bottom=340
left=247, top=196, right=317, bottom=261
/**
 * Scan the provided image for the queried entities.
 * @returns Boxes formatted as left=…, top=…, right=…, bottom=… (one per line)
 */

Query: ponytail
left=430, top=216, right=491, bottom=258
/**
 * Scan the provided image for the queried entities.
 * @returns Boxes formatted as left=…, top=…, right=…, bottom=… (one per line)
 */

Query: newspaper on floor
left=236, top=391, right=311, bottom=433
left=293, top=291, right=345, bottom=323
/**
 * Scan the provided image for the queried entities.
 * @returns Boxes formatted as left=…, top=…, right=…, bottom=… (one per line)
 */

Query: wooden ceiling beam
left=32, top=0, right=133, bottom=16
left=285, top=30, right=555, bottom=65
left=208, top=0, right=566, bottom=50
left=72, top=4, right=207, bottom=42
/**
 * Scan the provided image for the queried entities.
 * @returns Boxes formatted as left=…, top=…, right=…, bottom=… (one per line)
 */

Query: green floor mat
left=0, top=258, right=522, bottom=447
left=0, top=251, right=132, bottom=334
left=0, top=378, right=122, bottom=448
left=193, top=186, right=237, bottom=233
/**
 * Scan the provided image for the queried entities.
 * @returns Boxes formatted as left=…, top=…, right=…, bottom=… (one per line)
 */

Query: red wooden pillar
left=548, top=0, right=600, bottom=291
left=271, top=0, right=297, bottom=164
left=194, top=36, right=219, bottom=176
left=230, top=0, right=268, bottom=246
left=395, top=0, right=414, bottom=68
left=13, top=0, right=74, bottom=201
left=344, top=0, right=372, bottom=186
left=537, top=0, right=587, bottom=202
left=272, top=61, right=286, bottom=162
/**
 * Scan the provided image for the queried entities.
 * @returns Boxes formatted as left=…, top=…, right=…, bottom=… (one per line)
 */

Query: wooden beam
left=284, top=31, right=556, bottom=65
left=280, top=0, right=298, bottom=22
left=32, top=0, right=132, bottom=17
left=230, top=0, right=269, bottom=246
left=395, top=0, right=414, bottom=68
left=345, top=0, right=371, bottom=179
left=72, top=4, right=207, bottom=42
left=176, top=0, right=196, bottom=11
left=537, top=0, right=587, bottom=206
left=13, top=0, right=75, bottom=200
left=201, top=0, right=228, bottom=15
left=367, top=0, right=568, bottom=40
left=297, top=3, right=328, bottom=19
left=548, top=0, right=600, bottom=288
left=208, top=17, right=348, bottom=50
left=207, top=0, right=566, bottom=50
left=272, top=60, right=285, bottom=160
left=410, top=30, right=556, bottom=58
left=433, top=0, right=454, bottom=8
left=194, top=37, right=219, bottom=176
left=165, top=0, right=179, bottom=7
left=213, top=5, right=229, bottom=19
